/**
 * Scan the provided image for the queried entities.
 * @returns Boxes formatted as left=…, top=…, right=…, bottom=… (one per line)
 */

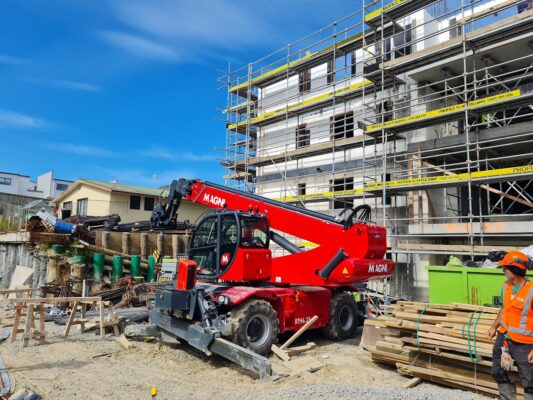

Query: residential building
left=221, top=0, right=533, bottom=300
left=37, top=172, right=72, bottom=199
left=53, top=179, right=210, bottom=224
left=0, top=171, right=72, bottom=205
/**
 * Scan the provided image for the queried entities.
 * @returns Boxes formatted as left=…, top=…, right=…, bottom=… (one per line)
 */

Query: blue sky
left=0, top=0, right=359, bottom=187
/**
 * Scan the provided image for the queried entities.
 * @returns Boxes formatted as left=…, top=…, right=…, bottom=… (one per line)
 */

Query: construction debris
left=364, top=301, right=523, bottom=398
left=93, top=280, right=164, bottom=307
left=41, top=278, right=82, bottom=299
left=113, top=335, right=135, bottom=350
left=270, top=315, right=324, bottom=376
left=124, top=324, right=161, bottom=341
left=271, top=315, right=319, bottom=362
left=52, top=306, right=149, bottom=326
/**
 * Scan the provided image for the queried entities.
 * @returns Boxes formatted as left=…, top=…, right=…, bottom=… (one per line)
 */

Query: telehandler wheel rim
left=246, top=315, right=271, bottom=347
left=338, top=305, right=355, bottom=331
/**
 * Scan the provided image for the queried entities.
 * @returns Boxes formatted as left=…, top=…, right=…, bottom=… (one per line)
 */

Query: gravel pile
left=251, top=383, right=489, bottom=400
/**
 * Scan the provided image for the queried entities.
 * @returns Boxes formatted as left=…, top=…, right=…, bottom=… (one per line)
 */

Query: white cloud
left=101, top=0, right=275, bottom=63
left=139, top=147, right=216, bottom=162
left=139, top=147, right=176, bottom=159
left=182, top=152, right=216, bottom=162
left=100, top=0, right=361, bottom=65
left=0, top=54, right=27, bottom=65
left=46, top=143, right=112, bottom=157
left=100, top=31, right=179, bottom=62
left=24, top=77, right=103, bottom=93
left=0, top=110, right=48, bottom=129
left=111, top=0, right=265, bottom=48
left=57, top=80, right=103, bottom=93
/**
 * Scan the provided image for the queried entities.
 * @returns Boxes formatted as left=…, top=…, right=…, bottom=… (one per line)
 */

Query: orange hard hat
left=498, top=251, right=529, bottom=270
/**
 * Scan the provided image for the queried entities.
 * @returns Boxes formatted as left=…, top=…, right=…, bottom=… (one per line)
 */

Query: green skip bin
left=427, top=265, right=533, bottom=306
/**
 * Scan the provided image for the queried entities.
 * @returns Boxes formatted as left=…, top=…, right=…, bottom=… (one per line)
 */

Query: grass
left=0, top=217, right=19, bottom=232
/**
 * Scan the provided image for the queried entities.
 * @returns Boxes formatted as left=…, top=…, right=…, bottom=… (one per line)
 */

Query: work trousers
left=492, top=332, right=533, bottom=394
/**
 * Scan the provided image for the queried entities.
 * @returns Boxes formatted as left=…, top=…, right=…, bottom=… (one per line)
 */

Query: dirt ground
left=2, top=311, right=492, bottom=400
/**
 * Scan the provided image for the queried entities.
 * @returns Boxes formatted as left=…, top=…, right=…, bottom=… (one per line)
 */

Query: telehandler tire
left=229, top=299, right=279, bottom=356
left=323, top=292, right=360, bottom=340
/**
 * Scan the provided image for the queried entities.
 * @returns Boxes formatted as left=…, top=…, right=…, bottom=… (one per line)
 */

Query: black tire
left=323, top=292, right=360, bottom=340
left=229, top=299, right=279, bottom=356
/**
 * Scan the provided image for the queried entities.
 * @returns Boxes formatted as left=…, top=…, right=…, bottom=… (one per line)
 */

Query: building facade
left=0, top=171, right=72, bottom=205
left=222, top=0, right=533, bottom=300
left=53, top=179, right=210, bottom=224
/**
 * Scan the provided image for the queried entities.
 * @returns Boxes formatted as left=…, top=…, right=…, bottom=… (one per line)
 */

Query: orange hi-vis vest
left=499, top=280, right=533, bottom=343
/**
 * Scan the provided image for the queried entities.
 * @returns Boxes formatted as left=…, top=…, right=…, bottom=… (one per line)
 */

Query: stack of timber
left=364, top=301, right=524, bottom=398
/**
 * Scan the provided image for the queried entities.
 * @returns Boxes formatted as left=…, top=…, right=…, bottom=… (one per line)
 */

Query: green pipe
left=93, top=253, right=105, bottom=284
left=52, top=245, right=65, bottom=254
left=130, top=255, right=141, bottom=277
left=147, top=256, right=155, bottom=283
left=112, top=255, right=124, bottom=284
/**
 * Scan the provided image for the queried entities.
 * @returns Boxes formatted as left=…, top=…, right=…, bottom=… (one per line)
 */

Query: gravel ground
left=251, top=384, right=488, bottom=400
left=0, top=305, right=492, bottom=400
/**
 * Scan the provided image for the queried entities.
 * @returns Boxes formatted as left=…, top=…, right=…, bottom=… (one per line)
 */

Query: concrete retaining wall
left=0, top=242, right=47, bottom=289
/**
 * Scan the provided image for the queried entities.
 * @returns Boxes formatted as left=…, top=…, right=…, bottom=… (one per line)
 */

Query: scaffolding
left=220, top=0, right=533, bottom=299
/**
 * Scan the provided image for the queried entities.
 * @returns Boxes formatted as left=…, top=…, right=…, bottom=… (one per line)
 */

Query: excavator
left=149, top=179, right=394, bottom=378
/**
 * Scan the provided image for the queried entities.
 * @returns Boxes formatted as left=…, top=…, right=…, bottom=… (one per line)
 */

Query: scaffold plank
left=227, top=20, right=405, bottom=97
left=227, top=79, right=373, bottom=131
left=274, top=163, right=533, bottom=202
left=228, top=30, right=375, bottom=94
left=366, top=90, right=523, bottom=132
left=364, top=0, right=437, bottom=26
left=395, top=243, right=519, bottom=253
left=240, top=133, right=377, bottom=168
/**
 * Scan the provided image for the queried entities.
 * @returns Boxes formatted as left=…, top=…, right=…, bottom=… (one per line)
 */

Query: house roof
left=53, top=178, right=168, bottom=204
left=0, top=171, right=30, bottom=178
left=81, top=179, right=167, bottom=196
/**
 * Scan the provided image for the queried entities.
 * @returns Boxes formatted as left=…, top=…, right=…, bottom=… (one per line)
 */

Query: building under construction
left=220, top=0, right=533, bottom=299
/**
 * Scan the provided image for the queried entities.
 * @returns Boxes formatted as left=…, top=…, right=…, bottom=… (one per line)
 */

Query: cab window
left=189, top=216, right=217, bottom=275
left=240, top=217, right=268, bottom=249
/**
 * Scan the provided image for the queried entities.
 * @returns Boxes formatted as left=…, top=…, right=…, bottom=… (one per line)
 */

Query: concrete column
left=140, top=233, right=148, bottom=258
left=72, top=262, right=85, bottom=293
left=6, top=245, right=16, bottom=289
left=102, top=231, right=110, bottom=250
left=157, top=232, right=163, bottom=254
left=122, top=233, right=131, bottom=255
left=0, top=245, right=6, bottom=285
left=178, top=235, right=190, bottom=254
left=47, top=253, right=59, bottom=283
left=39, top=257, right=48, bottom=287
left=24, top=246, right=30, bottom=268
left=15, top=244, right=22, bottom=269
left=32, top=254, right=39, bottom=288
left=171, top=235, right=179, bottom=257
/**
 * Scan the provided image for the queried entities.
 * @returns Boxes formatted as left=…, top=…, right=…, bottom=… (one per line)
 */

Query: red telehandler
left=149, top=179, right=393, bottom=378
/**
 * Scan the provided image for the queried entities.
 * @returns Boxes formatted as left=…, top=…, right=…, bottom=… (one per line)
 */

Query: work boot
left=498, top=383, right=517, bottom=400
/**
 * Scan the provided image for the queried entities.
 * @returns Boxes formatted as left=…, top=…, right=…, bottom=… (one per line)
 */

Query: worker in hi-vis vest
left=488, top=251, right=533, bottom=400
